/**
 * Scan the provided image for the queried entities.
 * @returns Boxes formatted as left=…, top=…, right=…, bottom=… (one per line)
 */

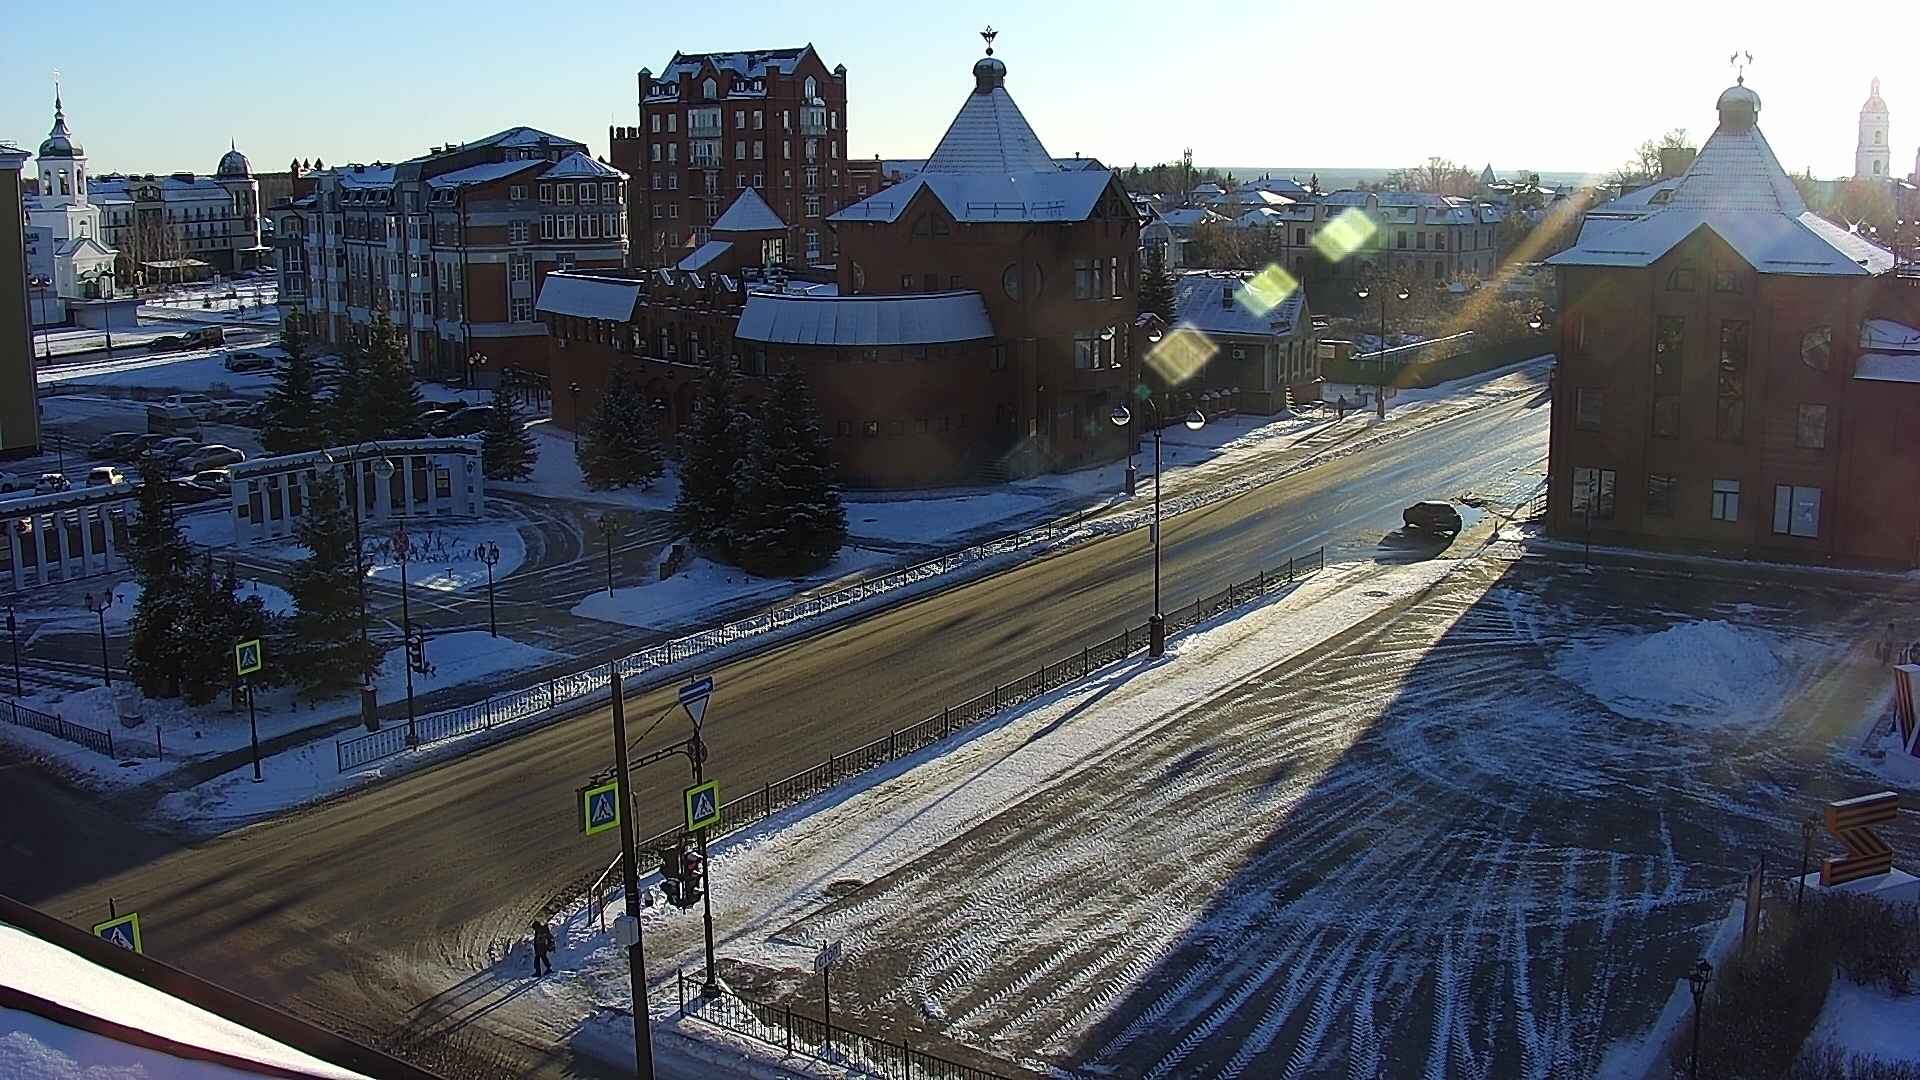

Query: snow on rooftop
left=0, top=921, right=370, bottom=1079
left=1853, top=352, right=1920, bottom=384
left=1173, top=270, right=1309, bottom=338
left=921, top=81, right=1058, bottom=174
left=661, top=47, right=810, bottom=81
left=677, top=239, right=733, bottom=272
left=736, top=291, right=994, bottom=346
left=831, top=170, right=1113, bottom=225
left=1862, top=318, right=1920, bottom=352
left=424, top=158, right=544, bottom=189
left=534, top=273, right=642, bottom=321
left=541, top=151, right=624, bottom=180
left=711, top=187, right=786, bottom=232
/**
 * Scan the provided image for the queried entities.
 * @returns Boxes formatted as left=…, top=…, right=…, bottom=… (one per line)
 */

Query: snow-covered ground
left=252, top=524, right=527, bottom=595
left=572, top=550, right=897, bottom=629
left=1552, top=619, right=1796, bottom=726
left=38, top=348, right=274, bottom=394
left=494, top=425, right=682, bottom=511
left=1806, top=978, right=1920, bottom=1066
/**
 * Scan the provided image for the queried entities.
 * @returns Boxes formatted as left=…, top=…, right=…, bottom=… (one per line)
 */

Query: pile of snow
left=1806, top=978, right=1920, bottom=1065
left=494, top=425, right=681, bottom=511
left=1554, top=619, right=1788, bottom=724
left=572, top=550, right=894, bottom=629
left=372, top=631, right=555, bottom=698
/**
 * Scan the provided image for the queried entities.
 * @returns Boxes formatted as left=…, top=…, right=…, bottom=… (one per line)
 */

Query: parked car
left=1402, top=501, right=1463, bottom=537
left=89, top=431, right=144, bottom=458
left=224, top=350, right=274, bottom=373
left=158, top=394, right=218, bottom=420
left=149, top=436, right=201, bottom=465
left=186, top=327, right=226, bottom=347
left=434, top=406, right=495, bottom=436
left=190, top=469, right=232, bottom=496
left=418, top=408, right=452, bottom=431
left=146, top=335, right=185, bottom=351
left=85, top=466, right=126, bottom=487
left=0, top=476, right=36, bottom=499
left=160, top=477, right=223, bottom=505
left=125, top=433, right=174, bottom=460
left=35, top=473, right=72, bottom=495
left=178, top=445, right=246, bottom=473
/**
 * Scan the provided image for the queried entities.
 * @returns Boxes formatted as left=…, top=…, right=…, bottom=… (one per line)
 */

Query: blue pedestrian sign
left=684, top=780, right=721, bottom=833
left=92, top=912, right=143, bottom=954
left=579, top=779, right=622, bottom=837
left=678, top=677, right=713, bottom=728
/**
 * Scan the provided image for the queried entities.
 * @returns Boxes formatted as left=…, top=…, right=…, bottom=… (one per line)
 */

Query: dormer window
left=703, top=78, right=717, bottom=100
left=804, top=76, right=818, bottom=100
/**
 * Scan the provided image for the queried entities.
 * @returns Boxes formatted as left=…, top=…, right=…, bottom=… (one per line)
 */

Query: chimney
left=1658, top=146, right=1697, bottom=179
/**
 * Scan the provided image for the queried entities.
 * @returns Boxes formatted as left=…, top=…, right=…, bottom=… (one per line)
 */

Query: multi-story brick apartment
left=541, top=41, right=1141, bottom=488
left=1546, top=77, right=1920, bottom=567
left=610, top=46, right=849, bottom=269
left=1, top=144, right=44, bottom=459
left=91, top=145, right=266, bottom=281
left=274, top=127, right=626, bottom=384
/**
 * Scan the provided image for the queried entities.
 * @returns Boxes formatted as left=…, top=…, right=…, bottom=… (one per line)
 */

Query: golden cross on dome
left=981, top=26, right=997, bottom=56
left=1728, top=49, right=1753, bottom=84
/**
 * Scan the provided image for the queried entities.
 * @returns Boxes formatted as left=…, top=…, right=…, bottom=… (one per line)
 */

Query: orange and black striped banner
left=1820, top=791, right=1900, bottom=887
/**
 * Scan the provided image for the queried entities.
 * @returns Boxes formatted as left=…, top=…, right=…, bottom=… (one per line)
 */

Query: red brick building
left=1546, top=79, right=1920, bottom=567
left=277, top=128, right=627, bottom=386
left=610, top=47, right=849, bottom=270
left=543, top=43, right=1141, bottom=488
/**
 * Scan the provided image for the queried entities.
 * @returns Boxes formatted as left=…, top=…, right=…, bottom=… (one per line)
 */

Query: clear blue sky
left=8, top=0, right=1918, bottom=182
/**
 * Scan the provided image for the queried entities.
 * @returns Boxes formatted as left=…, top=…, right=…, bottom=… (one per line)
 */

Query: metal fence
left=580, top=544, right=1329, bottom=934
left=1, top=697, right=114, bottom=757
left=680, top=970, right=1021, bottom=1080
left=335, top=491, right=1170, bottom=773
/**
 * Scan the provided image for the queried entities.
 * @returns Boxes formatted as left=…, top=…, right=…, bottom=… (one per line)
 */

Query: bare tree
left=1612, top=129, right=1692, bottom=187
left=1386, top=158, right=1479, bottom=197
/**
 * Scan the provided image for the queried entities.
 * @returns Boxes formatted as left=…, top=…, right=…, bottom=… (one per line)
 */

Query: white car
left=85, top=466, right=126, bottom=487
left=158, top=394, right=219, bottom=420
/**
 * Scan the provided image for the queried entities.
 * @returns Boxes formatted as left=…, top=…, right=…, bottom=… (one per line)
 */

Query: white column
left=35, top=515, right=50, bottom=586
left=373, top=458, right=393, bottom=521
left=79, top=508, right=97, bottom=573
left=7, top=519, right=22, bottom=591
left=101, top=503, right=118, bottom=569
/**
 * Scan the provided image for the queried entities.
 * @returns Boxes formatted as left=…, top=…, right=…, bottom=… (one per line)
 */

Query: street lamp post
left=1687, top=959, right=1713, bottom=1080
left=1110, top=397, right=1204, bottom=658
left=467, top=351, right=489, bottom=390
left=599, top=514, right=620, bottom=597
left=321, top=445, right=394, bottom=685
left=393, top=527, right=419, bottom=747
left=569, top=382, right=584, bottom=446
left=82, top=591, right=113, bottom=687
left=1355, top=281, right=1409, bottom=420
left=479, top=541, right=501, bottom=638
left=6, top=604, right=21, bottom=697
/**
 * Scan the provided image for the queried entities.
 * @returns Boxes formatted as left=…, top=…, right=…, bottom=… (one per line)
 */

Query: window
left=990, top=344, right=1008, bottom=371
left=1712, top=270, right=1741, bottom=293
left=702, top=78, right=716, bottom=100
left=509, top=297, right=533, bottom=322
left=539, top=183, right=553, bottom=201
left=899, top=274, right=914, bottom=291
left=889, top=420, right=905, bottom=436
left=541, top=213, right=555, bottom=238
left=783, top=170, right=792, bottom=189
left=1396, top=230, right=1407, bottom=249
left=836, top=420, right=851, bottom=437
left=804, top=229, right=820, bottom=261
left=804, top=76, right=817, bottom=99
left=1711, top=479, right=1740, bottom=522
left=1646, top=473, right=1677, bottom=517
left=1717, top=320, right=1748, bottom=440
left=754, top=110, right=763, bottom=130
left=1796, top=404, right=1829, bottom=450
left=1801, top=325, right=1832, bottom=371
left=508, top=252, right=531, bottom=282
left=1665, top=266, right=1697, bottom=291
left=558, top=185, right=574, bottom=205
left=603, top=182, right=617, bottom=203
left=753, top=140, right=763, bottom=160
left=1772, top=485, right=1821, bottom=538
left=579, top=184, right=596, bottom=205
left=1651, top=394, right=1680, bottom=438
left=1002, top=264, right=1021, bottom=300
left=650, top=114, right=660, bottom=134
left=735, top=141, right=745, bottom=160
left=804, top=194, right=821, bottom=217
left=1653, top=316, right=1684, bottom=381
left=1575, top=388, right=1603, bottom=430
left=1073, top=258, right=1095, bottom=300
left=1074, top=331, right=1097, bottom=369
left=1570, top=467, right=1616, bottom=520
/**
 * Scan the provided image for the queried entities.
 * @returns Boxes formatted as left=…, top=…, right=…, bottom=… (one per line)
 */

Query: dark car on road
left=89, top=431, right=144, bottom=458
left=147, top=335, right=185, bottom=351
left=1403, top=501, right=1463, bottom=537
left=434, top=406, right=495, bottom=436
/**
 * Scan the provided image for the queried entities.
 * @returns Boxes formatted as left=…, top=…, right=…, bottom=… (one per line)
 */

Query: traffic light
left=677, top=848, right=705, bottom=908
left=405, top=632, right=425, bottom=672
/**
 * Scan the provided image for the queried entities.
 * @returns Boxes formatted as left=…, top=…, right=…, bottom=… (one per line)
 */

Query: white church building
left=23, top=89, right=117, bottom=326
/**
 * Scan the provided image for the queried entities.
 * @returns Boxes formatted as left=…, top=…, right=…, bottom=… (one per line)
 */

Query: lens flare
left=1145, top=326, right=1215, bottom=387
left=1236, top=264, right=1300, bottom=318
left=1312, top=208, right=1377, bottom=263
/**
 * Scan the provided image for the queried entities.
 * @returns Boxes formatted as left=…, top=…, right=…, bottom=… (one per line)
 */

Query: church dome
left=972, top=55, right=1007, bottom=93
left=38, top=94, right=82, bottom=159
left=1715, top=81, right=1761, bottom=130
left=218, top=144, right=252, bottom=177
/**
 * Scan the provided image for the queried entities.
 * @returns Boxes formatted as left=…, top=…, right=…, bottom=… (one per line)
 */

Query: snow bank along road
left=628, top=557, right=1910, bottom=1078
left=15, top=388, right=1550, bottom=1073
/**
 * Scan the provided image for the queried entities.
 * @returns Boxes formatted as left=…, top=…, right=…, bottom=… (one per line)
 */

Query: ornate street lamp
left=479, top=541, right=502, bottom=638
left=1687, top=958, right=1713, bottom=1080
left=82, top=590, right=114, bottom=687
left=1110, top=398, right=1205, bottom=658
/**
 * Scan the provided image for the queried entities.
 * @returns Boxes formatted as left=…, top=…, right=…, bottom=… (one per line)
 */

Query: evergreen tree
left=261, top=313, right=329, bottom=454
left=729, top=362, right=847, bottom=576
left=1139, top=245, right=1177, bottom=324
left=576, top=363, right=664, bottom=490
left=286, top=471, right=380, bottom=694
left=126, top=457, right=197, bottom=698
left=168, top=555, right=273, bottom=706
left=481, top=388, right=538, bottom=481
left=359, top=309, right=428, bottom=440
left=674, top=359, right=745, bottom=549
left=326, top=336, right=371, bottom=444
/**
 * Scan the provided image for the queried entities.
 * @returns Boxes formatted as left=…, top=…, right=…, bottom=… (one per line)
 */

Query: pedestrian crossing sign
left=234, top=639, right=263, bottom=678
left=580, top=779, right=621, bottom=837
left=92, top=912, right=143, bottom=954
left=684, top=780, right=720, bottom=833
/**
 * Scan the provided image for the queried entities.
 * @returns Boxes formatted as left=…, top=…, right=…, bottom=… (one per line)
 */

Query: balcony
left=798, top=113, right=829, bottom=136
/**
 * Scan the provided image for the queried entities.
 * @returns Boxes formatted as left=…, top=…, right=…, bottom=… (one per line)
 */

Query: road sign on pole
left=684, top=779, right=720, bottom=833
left=580, top=779, right=622, bottom=836
left=92, top=912, right=143, bottom=954
left=678, top=677, right=713, bottom=729
left=234, top=639, right=262, bottom=678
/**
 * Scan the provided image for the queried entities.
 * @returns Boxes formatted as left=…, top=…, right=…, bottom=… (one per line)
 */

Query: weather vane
left=1729, top=50, right=1753, bottom=84
left=981, top=26, right=997, bottom=56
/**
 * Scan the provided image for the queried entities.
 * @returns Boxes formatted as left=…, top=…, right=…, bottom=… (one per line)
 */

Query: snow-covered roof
left=830, top=170, right=1115, bottom=225
left=677, top=239, right=733, bottom=271
left=1862, top=318, right=1920, bottom=352
left=1173, top=270, right=1310, bottom=338
left=661, top=47, right=811, bottom=81
left=1552, top=82, right=1895, bottom=278
left=425, top=159, right=544, bottom=189
left=334, top=166, right=397, bottom=189
left=534, top=273, right=641, bottom=320
left=1854, top=353, right=1920, bottom=383
left=1208, top=189, right=1293, bottom=209
left=0, top=913, right=376, bottom=1079
left=1238, top=177, right=1311, bottom=198
left=712, top=187, right=786, bottom=232
left=922, top=85, right=1056, bottom=173
left=736, top=291, right=994, bottom=345
left=1157, top=207, right=1229, bottom=230
left=541, top=152, right=624, bottom=180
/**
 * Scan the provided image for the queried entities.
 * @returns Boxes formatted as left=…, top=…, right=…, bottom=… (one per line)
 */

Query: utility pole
left=689, top=727, right=719, bottom=999
left=609, top=670, right=657, bottom=1080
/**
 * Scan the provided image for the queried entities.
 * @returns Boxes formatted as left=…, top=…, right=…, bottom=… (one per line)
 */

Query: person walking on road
left=531, top=921, right=555, bottom=976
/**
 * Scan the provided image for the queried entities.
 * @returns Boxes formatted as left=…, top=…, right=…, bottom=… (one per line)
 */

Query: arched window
left=702, top=78, right=717, bottom=100
left=804, top=76, right=818, bottom=100
left=1001, top=263, right=1021, bottom=300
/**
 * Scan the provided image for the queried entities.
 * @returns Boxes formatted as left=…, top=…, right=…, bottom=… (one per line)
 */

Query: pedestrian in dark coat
left=531, top=921, right=555, bottom=976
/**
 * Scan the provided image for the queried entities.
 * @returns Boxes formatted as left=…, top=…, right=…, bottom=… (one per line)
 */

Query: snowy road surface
left=562, top=555, right=1909, bottom=1078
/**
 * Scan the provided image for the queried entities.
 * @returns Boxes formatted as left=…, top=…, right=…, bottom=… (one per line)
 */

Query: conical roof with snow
left=713, top=186, right=786, bottom=232
left=921, top=54, right=1058, bottom=174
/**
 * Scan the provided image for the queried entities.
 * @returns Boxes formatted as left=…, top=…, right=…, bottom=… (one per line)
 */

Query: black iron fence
left=579, top=544, right=1329, bottom=933
left=679, top=970, right=1022, bottom=1080
left=1, top=697, right=114, bottom=757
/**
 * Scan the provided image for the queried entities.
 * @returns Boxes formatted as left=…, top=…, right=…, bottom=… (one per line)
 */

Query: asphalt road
left=10, top=383, right=1550, bottom=1069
